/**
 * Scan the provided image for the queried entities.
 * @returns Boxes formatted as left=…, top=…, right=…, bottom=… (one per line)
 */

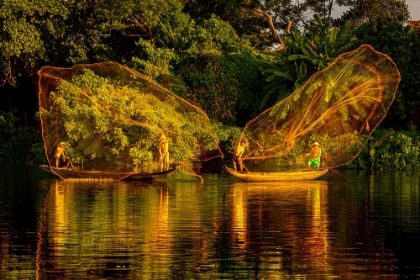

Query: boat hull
left=125, top=168, right=177, bottom=180
left=224, top=166, right=329, bottom=182
left=39, top=164, right=176, bottom=180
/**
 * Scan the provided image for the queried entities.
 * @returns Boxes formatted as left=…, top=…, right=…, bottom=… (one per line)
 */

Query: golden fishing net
left=38, top=61, right=223, bottom=180
left=236, top=44, right=401, bottom=171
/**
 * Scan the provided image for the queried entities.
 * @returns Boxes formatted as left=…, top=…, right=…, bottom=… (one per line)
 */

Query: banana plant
left=258, top=14, right=356, bottom=110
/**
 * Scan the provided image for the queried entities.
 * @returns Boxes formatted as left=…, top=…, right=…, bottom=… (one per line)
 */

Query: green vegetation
left=0, top=0, right=419, bottom=170
left=348, top=129, right=420, bottom=170
left=42, top=68, right=220, bottom=169
left=0, top=111, right=43, bottom=164
left=257, top=15, right=357, bottom=110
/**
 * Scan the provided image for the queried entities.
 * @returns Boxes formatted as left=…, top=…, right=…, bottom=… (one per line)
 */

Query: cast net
left=236, top=44, right=401, bottom=171
left=38, top=61, right=223, bottom=180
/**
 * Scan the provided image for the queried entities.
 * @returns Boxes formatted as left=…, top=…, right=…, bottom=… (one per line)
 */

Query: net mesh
left=236, top=44, right=401, bottom=171
left=38, top=61, right=223, bottom=180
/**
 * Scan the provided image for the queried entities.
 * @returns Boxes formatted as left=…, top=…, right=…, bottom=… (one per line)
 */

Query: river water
left=1, top=164, right=420, bottom=279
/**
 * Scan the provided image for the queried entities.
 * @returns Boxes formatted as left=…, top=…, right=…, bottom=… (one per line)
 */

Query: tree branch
left=255, top=8, right=292, bottom=52
left=255, top=8, right=282, bottom=45
left=0, top=60, right=16, bottom=87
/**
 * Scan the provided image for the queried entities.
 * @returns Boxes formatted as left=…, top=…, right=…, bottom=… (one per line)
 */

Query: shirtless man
left=232, top=140, right=248, bottom=172
left=158, top=135, right=169, bottom=171
left=54, top=142, right=69, bottom=169
left=307, top=142, right=322, bottom=168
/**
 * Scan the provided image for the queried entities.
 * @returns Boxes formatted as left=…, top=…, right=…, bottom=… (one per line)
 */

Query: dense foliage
left=0, top=111, right=43, bottom=164
left=48, top=70, right=167, bottom=165
left=0, top=0, right=419, bottom=169
left=130, top=15, right=265, bottom=124
left=257, top=14, right=357, bottom=110
left=348, top=129, right=420, bottom=170
left=353, top=16, right=420, bottom=126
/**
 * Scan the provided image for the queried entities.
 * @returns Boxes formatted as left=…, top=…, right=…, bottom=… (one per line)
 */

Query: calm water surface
left=1, top=164, right=420, bottom=279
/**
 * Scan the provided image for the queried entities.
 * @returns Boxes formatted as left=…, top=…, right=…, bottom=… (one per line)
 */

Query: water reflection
left=228, top=181, right=331, bottom=277
left=37, top=179, right=203, bottom=278
left=34, top=180, right=348, bottom=278
left=2, top=167, right=420, bottom=278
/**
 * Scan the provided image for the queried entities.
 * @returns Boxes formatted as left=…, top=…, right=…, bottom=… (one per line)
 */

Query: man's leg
left=232, top=157, right=237, bottom=171
left=164, top=153, right=169, bottom=170
left=238, top=159, right=244, bottom=172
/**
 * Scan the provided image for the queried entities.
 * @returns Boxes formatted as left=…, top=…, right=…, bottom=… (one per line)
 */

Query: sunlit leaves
left=238, top=45, right=400, bottom=170
left=39, top=62, right=222, bottom=172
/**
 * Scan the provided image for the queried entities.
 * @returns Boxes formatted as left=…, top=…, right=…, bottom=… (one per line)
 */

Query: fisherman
left=54, top=142, right=72, bottom=169
left=158, top=134, right=169, bottom=171
left=232, top=139, right=248, bottom=172
left=307, top=142, right=322, bottom=168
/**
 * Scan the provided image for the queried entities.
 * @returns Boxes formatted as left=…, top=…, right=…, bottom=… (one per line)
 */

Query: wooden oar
left=330, top=168, right=351, bottom=180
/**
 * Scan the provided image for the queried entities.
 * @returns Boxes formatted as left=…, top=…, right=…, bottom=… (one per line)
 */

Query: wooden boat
left=39, top=164, right=177, bottom=180
left=125, top=168, right=177, bottom=180
left=224, top=166, right=329, bottom=182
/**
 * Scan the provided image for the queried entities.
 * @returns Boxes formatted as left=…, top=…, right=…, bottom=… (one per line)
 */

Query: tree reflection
left=32, top=174, right=407, bottom=278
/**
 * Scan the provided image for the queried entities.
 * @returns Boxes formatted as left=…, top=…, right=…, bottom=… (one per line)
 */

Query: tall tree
left=353, top=15, right=419, bottom=126
left=183, top=0, right=298, bottom=49
left=335, top=0, right=410, bottom=29
left=0, top=0, right=181, bottom=117
left=0, top=0, right=73, bottom=123
left=290, top=0, right=410, bottom=30
left=0, top=0, right=70, bottom=86
left=131, top=15, right=265, bottom=125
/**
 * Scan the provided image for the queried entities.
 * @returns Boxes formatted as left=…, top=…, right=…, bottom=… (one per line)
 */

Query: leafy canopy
left=39, top=62, right=222, bottom=176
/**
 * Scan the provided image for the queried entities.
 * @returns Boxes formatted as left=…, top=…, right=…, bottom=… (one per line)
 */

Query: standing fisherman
left=307, top=142, right=322, bottom=168
left=158, top=135, right=169, bottom=171
left=232, top=140, right=248, bottom=172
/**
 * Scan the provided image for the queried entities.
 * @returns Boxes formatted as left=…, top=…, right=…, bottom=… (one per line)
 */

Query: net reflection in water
left=30, top=175, right=408, bottom=279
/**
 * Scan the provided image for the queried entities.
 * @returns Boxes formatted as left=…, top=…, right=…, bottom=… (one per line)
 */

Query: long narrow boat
left=224, top=166, right=328, bottom=182
left=39, top=164, right=177, bottom=180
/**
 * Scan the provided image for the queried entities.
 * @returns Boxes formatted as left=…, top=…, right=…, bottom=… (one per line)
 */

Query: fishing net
left=236, top=44, right=401, bottom=171
left=38, top=61, right=223, bottom=180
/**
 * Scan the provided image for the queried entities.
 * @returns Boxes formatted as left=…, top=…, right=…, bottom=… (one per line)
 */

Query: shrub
left=0, top=111, right=44, bottom=164
left=348, top=128, right=420, bottom=170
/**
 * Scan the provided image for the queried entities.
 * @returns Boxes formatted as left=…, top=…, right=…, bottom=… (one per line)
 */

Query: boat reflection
left=227, top=180, right=330, bottom=275
left=36, top=180, right=182, bottom=278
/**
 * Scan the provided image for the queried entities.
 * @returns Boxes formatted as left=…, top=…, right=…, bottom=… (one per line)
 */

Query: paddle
left=330, top=168, right=352, bottom=181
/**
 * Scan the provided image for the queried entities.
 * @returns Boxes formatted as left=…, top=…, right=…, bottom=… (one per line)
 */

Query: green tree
left=353, top=16, right=419, bottom=125
left=183, top=0, right=297, bottom=49
left=292, top=0, right=410, bottom=30
left=42, top=68, right=220, bottom=168
left=174, top=16, right=263, bottom=125
left=0, top=0, right=199, bottom=126
left=335, top=0, right=410, bottom=29
left=0, top=0, right=74, bottom=124
left=0, top=111, right=42, bottom=163
left=0, top=0, right=70, bottom=85
left=127, top=10, right=265, bottom=125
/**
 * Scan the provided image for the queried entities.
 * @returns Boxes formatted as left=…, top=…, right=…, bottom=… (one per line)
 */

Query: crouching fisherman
left=307, top=142, right=322, bottom=168
left=54, top=142, right=75, bottom=169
